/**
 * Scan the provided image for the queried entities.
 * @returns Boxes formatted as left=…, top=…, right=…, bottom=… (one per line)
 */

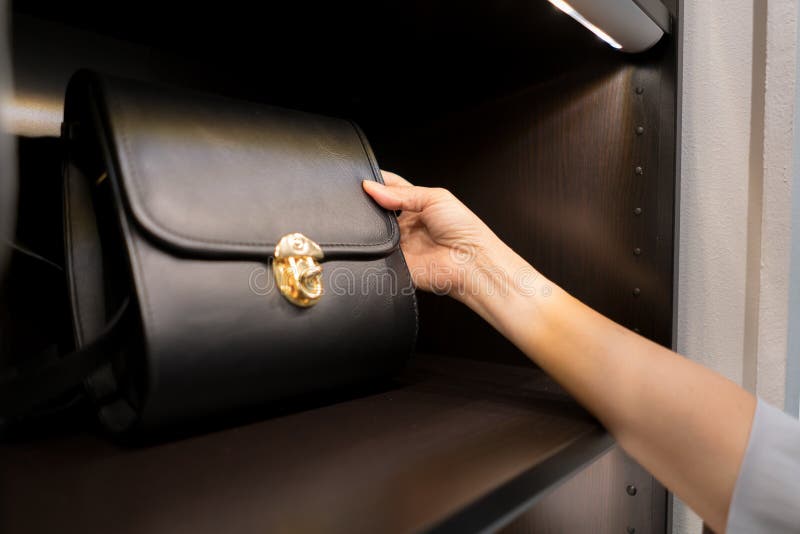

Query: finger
left=380, top=170, right=413, bottom=187
left=362, top=180, right=436, bottom=213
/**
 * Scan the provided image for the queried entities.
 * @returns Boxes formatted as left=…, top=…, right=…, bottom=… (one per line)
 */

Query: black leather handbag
left=1, top=71, right=417, bottom=433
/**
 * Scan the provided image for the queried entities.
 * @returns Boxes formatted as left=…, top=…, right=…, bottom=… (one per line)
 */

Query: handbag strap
left=0, top=297, right=131, bottom=420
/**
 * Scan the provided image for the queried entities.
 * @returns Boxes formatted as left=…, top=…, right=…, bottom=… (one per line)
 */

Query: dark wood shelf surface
left=0, top=356, right=612, bottom=534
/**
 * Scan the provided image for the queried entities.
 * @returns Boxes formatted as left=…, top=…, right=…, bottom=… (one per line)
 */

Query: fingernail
left=363, top=179, right=384, bottom=189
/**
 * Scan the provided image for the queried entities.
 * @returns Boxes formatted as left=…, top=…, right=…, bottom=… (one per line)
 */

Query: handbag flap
left=68, top=72, right=399, bottom=260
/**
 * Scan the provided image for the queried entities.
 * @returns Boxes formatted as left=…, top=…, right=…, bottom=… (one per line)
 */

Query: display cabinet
left=0, top=1, right=679, bottom=532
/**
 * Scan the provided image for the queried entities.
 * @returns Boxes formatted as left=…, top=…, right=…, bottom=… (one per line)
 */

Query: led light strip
left=548, top=0, right=623, bottom=50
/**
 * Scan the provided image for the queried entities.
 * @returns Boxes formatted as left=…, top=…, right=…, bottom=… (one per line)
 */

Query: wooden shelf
left=0, top=356, right=612, bottom=534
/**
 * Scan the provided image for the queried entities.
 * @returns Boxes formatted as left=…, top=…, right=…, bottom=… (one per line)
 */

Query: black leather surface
left=92, top=73, right=399, bottom=260
left=131, top=237, right=417, bottom=428
left=63, top=71, right=418, bottom=431
left=63, top=160, right=107, bottom=346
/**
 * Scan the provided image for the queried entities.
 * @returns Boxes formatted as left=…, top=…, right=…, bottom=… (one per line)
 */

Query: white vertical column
left=676, top=0, right=753, bottom=531
left=677, top=0, right=754, bottom=386
left=755, top=0, right=797, bottom=410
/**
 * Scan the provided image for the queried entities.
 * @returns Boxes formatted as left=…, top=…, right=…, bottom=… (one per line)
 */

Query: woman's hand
left=363, top=171, right=533, bottom=303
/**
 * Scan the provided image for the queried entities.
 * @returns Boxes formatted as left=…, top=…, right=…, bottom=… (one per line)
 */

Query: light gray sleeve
left=726, top=397, right=800, bottom=533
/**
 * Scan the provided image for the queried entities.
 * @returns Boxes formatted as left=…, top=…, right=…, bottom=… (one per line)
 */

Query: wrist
left=458, top=239, right=552, bottom=334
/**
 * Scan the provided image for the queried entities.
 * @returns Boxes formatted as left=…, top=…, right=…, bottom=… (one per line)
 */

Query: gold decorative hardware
left=273, top=233, right=324, bottom=307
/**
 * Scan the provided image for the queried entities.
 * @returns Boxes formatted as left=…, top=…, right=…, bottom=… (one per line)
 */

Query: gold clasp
left=273, top=233, right=324, bottom=307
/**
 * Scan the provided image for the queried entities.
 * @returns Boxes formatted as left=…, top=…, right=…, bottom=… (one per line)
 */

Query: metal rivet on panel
left=632, top=288, right=641, bottom=297
left=633, top=207, right=643, bottom=216
left=635, top=86, right=644, bottom=95
left=626, top=484, right=638, bottom=496
left=635, top=126, right=645, bottom=135
left=635, top=166, right=644, bottom=175
left=634, top=247, right=642, bottom=256
left=627, top=527, right=636, bottom=534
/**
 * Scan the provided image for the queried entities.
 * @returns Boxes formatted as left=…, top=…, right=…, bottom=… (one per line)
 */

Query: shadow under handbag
left=0, top=70, right=418, bottom=433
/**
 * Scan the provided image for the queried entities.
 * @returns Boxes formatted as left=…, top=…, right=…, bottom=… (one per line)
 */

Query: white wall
left=675, top=0, right=799, bottom=531
left=756, top=0, right=797, bottom=410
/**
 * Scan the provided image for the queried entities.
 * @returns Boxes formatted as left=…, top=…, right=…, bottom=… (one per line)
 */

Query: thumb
left=362, top=180, right=436, bottom=212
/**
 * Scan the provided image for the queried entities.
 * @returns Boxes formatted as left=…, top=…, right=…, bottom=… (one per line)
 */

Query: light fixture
left=547, top=0, right=667, bottom=53
left=548, top=0, right=622, bottom=49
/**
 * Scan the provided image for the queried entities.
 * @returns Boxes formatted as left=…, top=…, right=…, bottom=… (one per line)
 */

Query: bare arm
left=364, top=173, right=756, bottom=533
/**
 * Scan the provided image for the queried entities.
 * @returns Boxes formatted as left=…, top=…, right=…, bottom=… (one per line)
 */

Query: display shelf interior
left=2, top=1, right=677, bottom=532
left=0, top=355, right=611, bottom=534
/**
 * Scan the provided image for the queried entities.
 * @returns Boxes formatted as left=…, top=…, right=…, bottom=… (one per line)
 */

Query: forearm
left=462, top=242, right=756, bottom=533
